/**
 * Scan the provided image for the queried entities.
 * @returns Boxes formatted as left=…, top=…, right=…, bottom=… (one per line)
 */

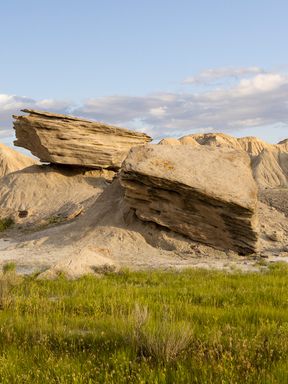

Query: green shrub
left=0, top=217, right=14, bottom=232
left=2, top=262, right=16, bottom=274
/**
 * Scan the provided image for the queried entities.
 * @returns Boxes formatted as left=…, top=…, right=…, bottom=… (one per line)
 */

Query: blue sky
left=1, top=0, right=288, bottom=145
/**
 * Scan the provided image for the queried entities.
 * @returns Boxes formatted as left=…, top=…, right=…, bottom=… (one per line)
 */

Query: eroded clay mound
left=0, top=143, right=36, bottom=177
left=0, top=164, right=112, bottom=225
left=277, top=138, right=288, bottom=152
left=161, top=133, right=276, bottom=156
left=252, top=149, right=288, bottom=188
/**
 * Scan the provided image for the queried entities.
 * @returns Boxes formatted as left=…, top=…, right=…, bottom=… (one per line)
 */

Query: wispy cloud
left=0, top=95, right=72, bottom=138
left=183, top=66, right=265, bottom=84
left=1, top=67, right=288, bottom=142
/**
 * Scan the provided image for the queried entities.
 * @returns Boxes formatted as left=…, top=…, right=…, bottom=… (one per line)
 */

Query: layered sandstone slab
left=13, top=109, right=152, bottom=169
left=120, top=145, right=259, bottom=254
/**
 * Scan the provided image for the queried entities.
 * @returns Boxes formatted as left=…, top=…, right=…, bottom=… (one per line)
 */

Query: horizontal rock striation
left=13, top=109, right=152, bottom=169
left=120, top=145, right=259, bottom=254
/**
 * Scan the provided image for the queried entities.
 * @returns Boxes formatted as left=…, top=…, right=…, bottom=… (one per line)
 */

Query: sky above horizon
left=1, top=0, right=288, bottom=147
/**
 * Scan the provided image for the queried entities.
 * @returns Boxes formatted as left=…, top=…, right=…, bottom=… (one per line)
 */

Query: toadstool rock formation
left=13, top=109, right=152, bottom=169
left=120, top=144, right=259, bottom=255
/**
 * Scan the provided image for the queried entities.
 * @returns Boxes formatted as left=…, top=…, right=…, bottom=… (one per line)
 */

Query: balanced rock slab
left=120, top=145, right=259, bottom=254
left=13, top=109, right=152, bottom=169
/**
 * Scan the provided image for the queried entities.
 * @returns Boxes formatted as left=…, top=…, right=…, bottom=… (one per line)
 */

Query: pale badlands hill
left=0, top=143, right=36, bottom=177
left=160, top=132, right=288, bottom=188
left=0, top=126, right=287, bottom=278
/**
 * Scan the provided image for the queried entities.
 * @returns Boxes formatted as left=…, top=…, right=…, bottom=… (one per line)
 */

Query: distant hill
left=160, top=133, right=288, bottom=188
left=0, top=143, right=36, bottom=177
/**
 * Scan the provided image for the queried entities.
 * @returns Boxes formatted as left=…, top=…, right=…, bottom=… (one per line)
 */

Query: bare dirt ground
left=0, top=181, right=287, bottom=278
left=259, top=188, right=288, bottom=217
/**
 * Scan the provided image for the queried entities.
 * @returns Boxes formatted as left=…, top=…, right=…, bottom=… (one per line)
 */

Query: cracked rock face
left=120, top=145, right=259, bottom=255
left=13, top=109, right=152, bottom=169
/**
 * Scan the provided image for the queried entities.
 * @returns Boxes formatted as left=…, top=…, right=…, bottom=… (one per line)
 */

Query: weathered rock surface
left=13, top=109, right=152, bottom=169
left=159, top=133, right=288, bottom=189
left=120, top=145, right=259, bottom=254
left=0, top=143, right=36, bottom=177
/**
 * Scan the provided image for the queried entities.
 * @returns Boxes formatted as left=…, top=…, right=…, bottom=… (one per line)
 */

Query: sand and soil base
left=0, top=180, right=287, bottom=278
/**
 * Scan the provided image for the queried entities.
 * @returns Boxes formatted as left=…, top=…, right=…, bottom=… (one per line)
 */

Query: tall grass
left=0, top=262, right=21, bottom=310
left=0, top=264, right=287, bottom=383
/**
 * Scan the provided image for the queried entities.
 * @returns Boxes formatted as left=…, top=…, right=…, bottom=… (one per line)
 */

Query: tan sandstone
left=120, top=145, right=259, bottom=255
left=13, top=109, right=151, bottom=169
left=159, top=132, right=288, bottom=188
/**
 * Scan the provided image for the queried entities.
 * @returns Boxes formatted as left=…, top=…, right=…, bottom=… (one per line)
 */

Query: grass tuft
left=0, top=263, right=22, bottom=310
left=0, top=217, right=14, bottom=232
left=2, top=262, right=16, bottom=274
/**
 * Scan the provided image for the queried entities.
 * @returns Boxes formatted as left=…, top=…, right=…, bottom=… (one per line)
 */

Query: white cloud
left=236, top=73, right=288, bottom=95
left=35, top=99, right=72, bottom=111
left=149, top=106, right=167, bottom=117
left=228, top=118, right=265, bottom=128
left=183, top=66, right=264, bottom=84
left=0, top=94, right=71, bottom=139
left=1, top=67, right=288, bottom=143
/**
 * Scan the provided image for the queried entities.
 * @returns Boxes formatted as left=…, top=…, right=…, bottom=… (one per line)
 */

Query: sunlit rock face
left=13, top=109, right=152, bottom=170
left=120, top=144, right=259, bottom=255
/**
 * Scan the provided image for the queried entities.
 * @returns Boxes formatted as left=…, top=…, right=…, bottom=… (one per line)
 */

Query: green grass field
left=0, top=264, right=288, bottom=383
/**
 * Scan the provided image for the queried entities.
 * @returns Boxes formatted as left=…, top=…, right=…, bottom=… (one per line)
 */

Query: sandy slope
left=0, top=143, right=36, bottom=177
left=0, top=179, right=287, bottom=278
left=0, top=164, right=111, bottom=225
